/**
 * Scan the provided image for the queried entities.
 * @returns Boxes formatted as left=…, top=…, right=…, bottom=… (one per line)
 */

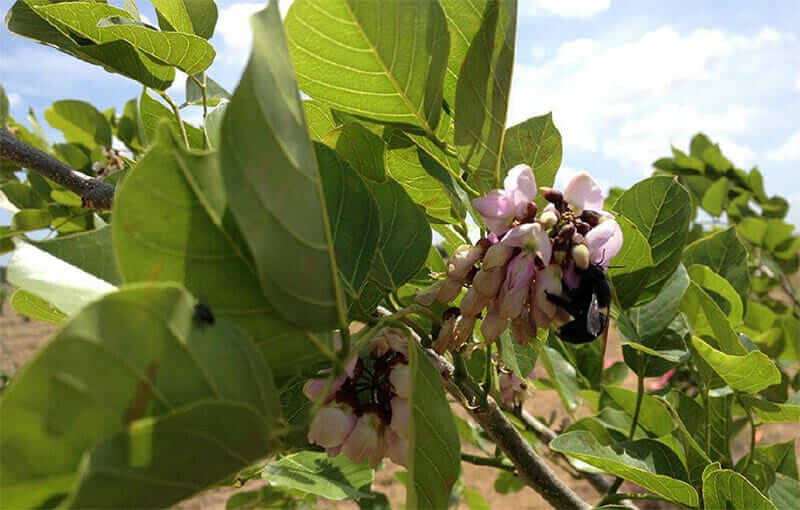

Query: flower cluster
left=498, top=367, right=528, bottom=407
left=424, top=165, right=623, bottom=352
left=304, top=329, right=410, bottom=467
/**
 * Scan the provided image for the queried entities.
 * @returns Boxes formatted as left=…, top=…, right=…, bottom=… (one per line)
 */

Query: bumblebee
left=546, top=263, right=610, bottom=344
left=194, top=302, right=215, bottom=326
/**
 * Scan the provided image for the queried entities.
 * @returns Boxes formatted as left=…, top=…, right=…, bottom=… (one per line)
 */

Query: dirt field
left=1, top=291, right=797, bottom=509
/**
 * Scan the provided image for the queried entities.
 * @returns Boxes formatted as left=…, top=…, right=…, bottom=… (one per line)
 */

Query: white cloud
left=217, top=1, right=294, bottom=50
left=509, top=25, right=788, bottom=172
left=767, top=130, right=800, bottom=162
left=796, top=73, right=800, bottom=90
left=523, top=0, right=611, bottom=18
left=7, top=92, right=21, bottom=108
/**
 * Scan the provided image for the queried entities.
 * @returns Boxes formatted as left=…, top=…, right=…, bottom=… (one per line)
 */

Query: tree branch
left=429, top=350, right=591, bottom=510
left=0, top=128, right=115, bottom=210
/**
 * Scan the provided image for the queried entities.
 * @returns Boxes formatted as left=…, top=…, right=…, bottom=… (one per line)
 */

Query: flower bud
left=460, top=287, right=489, bottom=316
left=384, top=328, right=408, bottom=357
left=539, top=209, right=560, bottom=230
left=480, top=301, right=507, bottom=343
left=473, top=268, right=504, bottom=297
left=483, top=243, right=514, bottom=270
left=389, top=365, right=410, bottom=399
left=499, top=286, right=528, bottom=320
left=518, top=202, right=538, bottom=223
left=510, top=315, right=536, bottom=346
left=436, top=278, right=463, bottom=303
left=558, top=224, right=576, bottom=240
left=553, top=250, right=566, bottom=264
left=541, top=187, right=564, bottom=204
left=498, top=253, right=535, bottom=319
left=433, top=313, right=458, bottom=354
left=572, top=243, right=591, bottom=270
left=416, top=281, right=442, bottom=305
left=575, top=221, right=591, bottom=235
left=447, top=244, right=484, bottom=280
left=308, top=405, right=357, bottom=448
left=580, top=209, right=601, bottom=227
left=341, top=414, right=386, bottom=467
left=499, top=370, right=528, bottom=406
left=453, top=314, right=477, bottom=346
left=390, top=397, right=409, bottom=437
left=386, top=429, right=409, bottom=467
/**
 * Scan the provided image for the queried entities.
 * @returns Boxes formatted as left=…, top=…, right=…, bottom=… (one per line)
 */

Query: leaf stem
left=629, top=372, right=645, bottom=439
left=737, top=393, right=758, bottom=472
left=604, top=493, right=669, bottom=504
left=157, top=90, right=190, bottom=149
left=190, top=74, right=212, bottom=150
left=482, top=343, right=493, bottom=403
left=461, top=453, right=515, bottom=473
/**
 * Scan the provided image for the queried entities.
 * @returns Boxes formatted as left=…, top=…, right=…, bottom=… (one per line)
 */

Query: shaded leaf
left=31, top=227, right=120, bottom=285
left=691, top=336, right=780, bottom=393
left=501, top=112, right=562, bottom=195
left=9, top=288, right=67, bottom=324
left=703, top=463, right=777, bottom=510
left=263, top=452, right=373, bottom=501
left=45, top=99, right=111, bottom=149
left=683, top=227, right=750, bottom=304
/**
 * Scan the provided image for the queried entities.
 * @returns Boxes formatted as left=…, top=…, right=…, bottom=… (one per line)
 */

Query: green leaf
left=770, top=474, right=800, bottom=510
left=226, top=486, right=314, bottom=509
left=612, top=176, right=692, bottom=308
left=367, top=180, right=432, bottom=291
left=263, top=452, right=373, bottom=500
left=324, top=122, right=386, bottom=183
left=182, top=0, right=218, bottom=39
left=315, top=143, right=380, bottom=293
left=186, top=73, right=230, bottom=106
left=604, top=386, right=674, bottom=437
left=7, top=0, right=175, bottom=90
left=219, top=3, right=346, bottom=331
left=407, top=341, right=461, bottom=509
left=45, top=99, right=112, bottom=149
left=550, top=431, right=699, bottom=507
left=671, top=146, right=705, bottom=173
left=740, top=394, right=800, bottom=424
left=116, top=98, right=144, bottom=152
left=11, top=208, right=52, bottom=231
left=384, top=130, right=462, bottom=223
left=701, top=177, right=729, bottom=216
left=35, top=3, right=216, bottom=75
left=9, top=288, right=67, bottom=324
left=1, top=182, right=45, bottom=209
left=0, top=83, right=9, bottom=128
left=703, top=463, right=777, bottom=510
left=540, top=341, right=580, bottom=411
left=462, top=486, right=490, bottom=510
left=499, top=331, right=539, bottom=379
left=681, top=281, right=745, bottom=355
left=455, top=0, right=517, bottom=192
left=0, top=284, right=282, bottom=509
left=438, top=0, right=488, bottom=109
left=687, top=264, right=743, bottom=327
left=683, top=227, right=750, bottom=304
left=607, top=214, right=654, bottom=279
left=618, top=265, right=689, bottom=376
left=112, top=125, right=325, bottom=376
left=501, top=112, right=562, bottom=194
left=204, top=101, right=226, bottom=149
left=303, top=100, right=342, bottom=142
left=138, top=89, right=205, bottom=148
left=30, top=227, right=121, bottom=285
left=150, top=0, right=194, bottom=33
left=690, top=336, right=780, bottom=393
left=285, top=0, right=449, bottom=134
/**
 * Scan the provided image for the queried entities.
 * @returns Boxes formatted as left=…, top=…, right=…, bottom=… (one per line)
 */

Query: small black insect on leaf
left=194, top=302, right=215, bottom=326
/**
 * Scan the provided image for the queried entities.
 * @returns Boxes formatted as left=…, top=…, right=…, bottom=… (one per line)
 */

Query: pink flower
left=649, top=368, right=676, bottom=391
left=472, top=165, right=537, bottom=235
left=499, top=253, right=535, bottom=319
left=307, top=405, right=357, bottom=449
left=480, top=300, right=507, bottom=343
left=483, top=242, right=514, bottom=270
left=390, top=365, right=410, bottom=399
left=563, top=172, right=604, bottom=212
left=302, top=356, right=358, bottom=402
left=372, top=328, right=408, bottom=357
left=531, top=265, right=563, bottom=329
left=341, top=414, right=387, bottom=467
left=585, top=217, right=623, bottom=268
left=473, top=268, right=504, bottom=297
left=390, top=397, right=409, bottom=437
left=386, top=429, right=409, bottom=467
left=447, top=244, right=484, bottom=280
left=460, top=287, right=489, bottom=316
left=499, top=371, right=527, bottom=405
left=501, top=222, right=552, bottom=264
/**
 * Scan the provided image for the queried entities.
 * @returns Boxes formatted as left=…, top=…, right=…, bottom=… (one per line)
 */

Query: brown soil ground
left=2, top=291, right=798, bottom=509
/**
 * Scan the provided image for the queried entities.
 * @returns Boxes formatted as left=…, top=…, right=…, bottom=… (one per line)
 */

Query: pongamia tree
left=1, top=1, right=798, bottom=509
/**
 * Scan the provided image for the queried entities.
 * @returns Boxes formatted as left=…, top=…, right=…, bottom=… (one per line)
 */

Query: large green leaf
left=618, top=265, right=689, bottom=377
left=681, top=281, right=745, bottom=355
left=367, top=180, right=431, bottom=291
left=604, top=386, right=674, bottom=437
left=285, top=0, right=449, bottom=134
left=438, top=0, right=487, bottom=109
left=407, top=341, right=461, bottom=509
left=315, top=143, right=380, bottom=294
left=0, top=284, right=282, bottom=509
left=501, top=112, right=562, bottom=192
left=35, top=3, right=216, bottom=75
left=6, top=0, right=175, bottom=90
left=384, top=129, right=462, bottom=223
left=9, top=288, right=68, bottom=324
left=45, top=99, right=112, bottom=149
left=324, top=122, right=386, bottom=182
left=31, top=227, right=121, bottom=285
left=550, top=431, right=699, bottom=507
left=683, top=227, right=750, bottom=304
left=455, top=0, right=517, bottom=192
left=263, top=452, right=373, bottom=500
left=540, top=341, right=580, bottom=411
left=608, top=214, right=654, bottom=279
left=770, top=474, right=800, bottom=510
left=219, top=3, right=346, bottom=331
left=687, top=264, right=743, bottom=327
left=612, top=176, right=692, bottom=308
left=151, top=0, right=218, bottom=39
left=691, top=336, right=780, bottom=393
left=703, top=463, right=777, bottom=510
left=112, top=125, right=326, bottom=376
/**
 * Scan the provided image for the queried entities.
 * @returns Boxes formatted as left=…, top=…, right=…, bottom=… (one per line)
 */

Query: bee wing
left=586, top=293, right=603, bottom=337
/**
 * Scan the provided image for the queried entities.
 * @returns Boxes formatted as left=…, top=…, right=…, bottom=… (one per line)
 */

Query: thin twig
left=0, top=128, right=114, bottom=210
left=157, top=90, right=190, bottom=149
left=461, top=453, right=516, bottom=473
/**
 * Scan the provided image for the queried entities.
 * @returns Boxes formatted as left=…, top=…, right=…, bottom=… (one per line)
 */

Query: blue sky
left=2, top=0, right=800, bottom=234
